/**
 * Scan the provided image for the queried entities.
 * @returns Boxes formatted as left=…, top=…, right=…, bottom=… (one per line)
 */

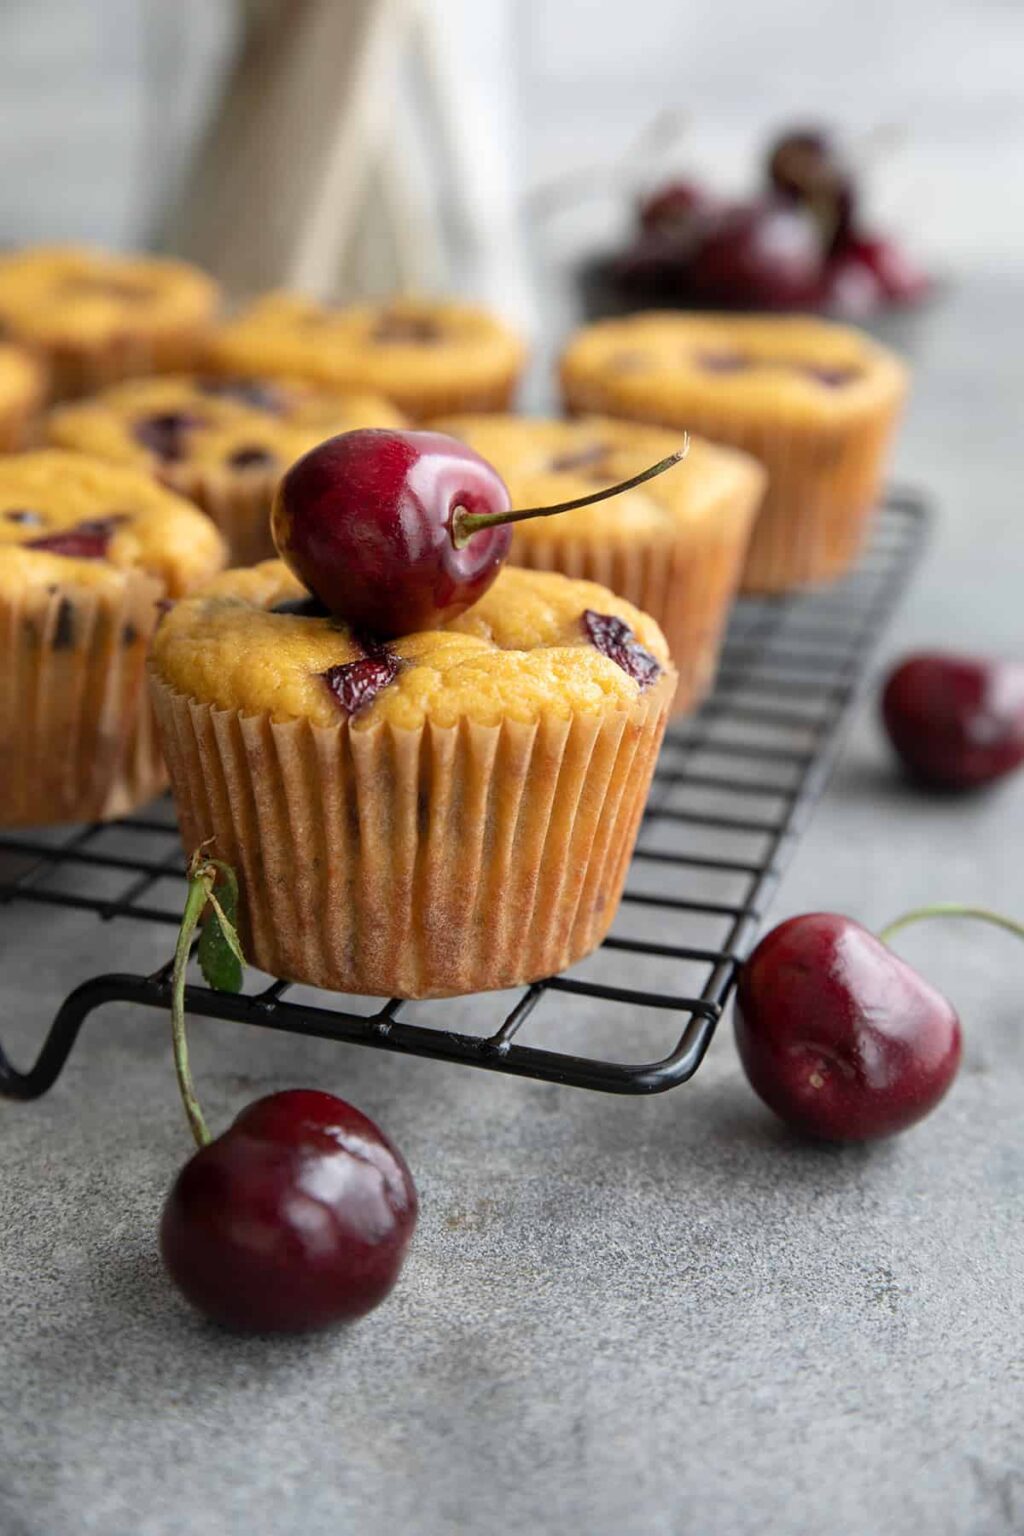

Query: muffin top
left=205, top=294, right=527, bottom=415
left=0, top=342, right=47, bottom=414
left=47, top=374, right=406, bottom=479
left=560, top=312, right=907, bottom=426
left=428, top=414, right=765, bottom=543
left=0, top=246, right=219, bottom=348
left=151, top=561, right=672, bottom=731
left=0, top=451, right=226, bottom=599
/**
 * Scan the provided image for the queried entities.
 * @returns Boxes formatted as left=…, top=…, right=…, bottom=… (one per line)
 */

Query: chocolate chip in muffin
left=582, top=609, right=661, bottom=690
left=134, top=411, right=205, bottom=462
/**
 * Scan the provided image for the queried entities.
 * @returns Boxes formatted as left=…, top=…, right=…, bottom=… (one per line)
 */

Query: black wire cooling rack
left=0, top=491, right=927, bottom=1102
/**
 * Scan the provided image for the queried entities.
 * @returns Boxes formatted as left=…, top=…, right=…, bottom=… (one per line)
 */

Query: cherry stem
left=879, top=903, right=1024, bottom=948
left=171, top=862, right=213, bottom=1149
left=451, top=438, right=689, bottom=549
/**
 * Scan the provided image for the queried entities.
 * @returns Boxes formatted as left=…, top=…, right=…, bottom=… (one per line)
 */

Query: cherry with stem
left=161, top=853, right=418, bottom=1333
left=273, top=427, right=691, bottom=639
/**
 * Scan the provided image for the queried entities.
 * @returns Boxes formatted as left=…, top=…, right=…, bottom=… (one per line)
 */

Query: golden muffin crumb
left=152, top=562, right=672, bottom=730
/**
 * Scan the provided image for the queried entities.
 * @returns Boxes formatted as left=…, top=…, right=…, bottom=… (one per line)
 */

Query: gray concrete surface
left=1, top=275, right=1022, bottom=1536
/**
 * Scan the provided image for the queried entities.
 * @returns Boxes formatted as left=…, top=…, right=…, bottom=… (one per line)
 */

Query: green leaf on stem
left=198, top=873, right=243, bottom=994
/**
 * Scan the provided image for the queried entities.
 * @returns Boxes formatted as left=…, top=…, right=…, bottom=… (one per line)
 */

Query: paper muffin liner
left=40, top=325, right=214, bottom=403
left=0, top=572, right=168, bottom=827
left=562, top=379, right=905, bottom=594
left=154, top=462, right=277, bottom=567
left=510, top=498, right=759, bottom=716
left=150, top=668, right=673, bottom=999
left=0, top=364, right=48, bottom=450
left=380, top=375, right=521, bottom=423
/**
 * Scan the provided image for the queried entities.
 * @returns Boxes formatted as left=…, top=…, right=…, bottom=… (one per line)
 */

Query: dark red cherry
left=272, top=428, right=688, bottom=640
left=766, top=128, right=857, bottom=254
left=687, top=202, right=824, bottom=310
left=583, top=609, right=661, bottom=689
left=272, top=429, right=512, bottom=639
left=322, top=647, right=402, bottom=717
left=834, top=234, right=931, bottom=307
left=134, top=411, right=204, bottom=462
left=735, top=914, right=961, bottom=1142
left=25, top=514, right=129, bottom=559
left=881, top=653, right=1024, bottom=790
left=161, top=1089, right=418, bottom=1333
left=637, top=179, right=709, bottom=236
left=767, top=128, right=836, bottom=199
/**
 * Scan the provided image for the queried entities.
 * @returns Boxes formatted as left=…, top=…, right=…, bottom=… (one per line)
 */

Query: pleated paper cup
left=0, top=571, right=167, bottom=827
left=42, top=327, right=213, bottom=403
left=149, top=462, right=277, bottom=567
left=668, top=401, right=902, bottom=594
left=150, top=668, right=674, bottom=999
left=510, top=498, right=760, bottom=717
left=562, top=375, right=906, bottom=594
left=398, top=374, right=522, bottom=421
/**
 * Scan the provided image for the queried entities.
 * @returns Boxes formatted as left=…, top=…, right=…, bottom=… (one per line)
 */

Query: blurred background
left=1, top=0, right=1022, bottom=315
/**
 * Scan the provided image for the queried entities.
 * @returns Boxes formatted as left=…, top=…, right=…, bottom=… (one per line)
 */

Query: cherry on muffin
left=270, top=426, right=688, bottom=640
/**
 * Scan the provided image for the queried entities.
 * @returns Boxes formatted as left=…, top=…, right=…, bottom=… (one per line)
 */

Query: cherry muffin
left=48, top=375, right=405, bottom=565
left=0, top=451, right=226, bottom=825
left=150, top=562, right=673, bottom=998
left=0, top=246, right=220, bottom=400
left=559, top=313, right=908, bottom=592
left=204, top=294, right=527, bottom=419
left=429, top=414, right=765, bottom=713
left=0, top=343, right=47, bottom=449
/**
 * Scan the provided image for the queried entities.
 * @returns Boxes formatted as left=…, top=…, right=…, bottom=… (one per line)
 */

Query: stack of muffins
left=0, top=243, right=909, bottom=999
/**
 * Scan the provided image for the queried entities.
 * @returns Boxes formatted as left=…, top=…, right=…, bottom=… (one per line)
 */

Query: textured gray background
left=1, top=276, right=1022, bottom=1535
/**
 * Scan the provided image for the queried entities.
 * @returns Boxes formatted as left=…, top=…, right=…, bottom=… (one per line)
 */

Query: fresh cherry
left=735, top=913, right=961, bottom=1142
left=834, top=234, right=931, bottom=306
left=687, top=202, right=824, bottom=310
left=272, top=428, right=687, bottom=639
left=637, top=178, right=710, bottom=237
left=161, top=1088, right=417, bottom=1333
left=766, top=127, right=855, bottom=251
left=161, top=855, right=418, bottom=1333
left=272, top=429, right=511, bottom=638
left=882, top=653, right=1024, bottom=790
left=25, top=514, right=129, bottom=560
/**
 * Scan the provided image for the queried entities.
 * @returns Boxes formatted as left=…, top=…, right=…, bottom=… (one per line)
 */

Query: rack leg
left=0, top=974, right=164, bottom=1101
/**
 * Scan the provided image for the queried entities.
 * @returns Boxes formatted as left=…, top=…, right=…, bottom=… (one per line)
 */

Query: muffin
left=204, top=294, right=527, bottom=419
left=428, top=414, right=765, bottom=714
left=150, top=562, right=673, bottom=998
left=0, top=451, right=226, bottom=826
left=560, top=312, right=908, bottom=592
left=47, top=374, right=405, bottom=565
left=0, top=343, right=48, bottom=449
left=0, top=246, right=220, bottom=400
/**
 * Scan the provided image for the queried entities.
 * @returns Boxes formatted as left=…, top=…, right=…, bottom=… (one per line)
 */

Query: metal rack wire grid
left=0, top=491, right=927, bottom=1101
